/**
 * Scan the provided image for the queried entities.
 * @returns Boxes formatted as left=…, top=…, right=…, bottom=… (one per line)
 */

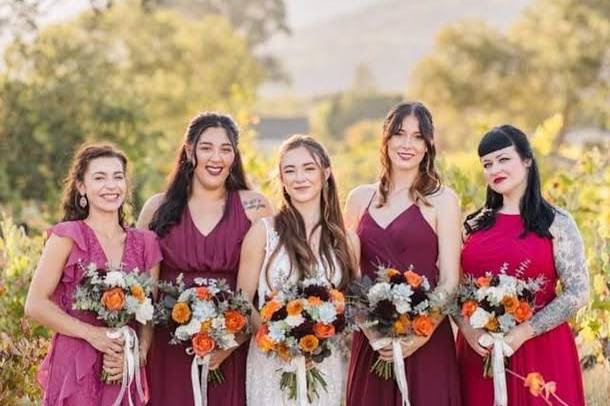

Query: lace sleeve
left=529, top=209, right=590, bottom=335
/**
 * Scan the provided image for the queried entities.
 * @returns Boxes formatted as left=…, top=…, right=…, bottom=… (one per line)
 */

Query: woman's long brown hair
left=377, top=102, right=441, bottom=207
left=265, top=135, right=355, bottom=289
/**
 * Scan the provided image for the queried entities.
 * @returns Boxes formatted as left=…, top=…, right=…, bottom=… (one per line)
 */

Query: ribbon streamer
left=371, top=337, right=410, bottom=406
left=285, top=355, right=308, bottom=406
left=107, top=326, right=145, bottom=406
left=479, top=333, right=515, bottom=406
left=186, top=349, right=211, bottom=406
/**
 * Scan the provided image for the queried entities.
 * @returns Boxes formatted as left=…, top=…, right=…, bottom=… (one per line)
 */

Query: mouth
left=100, top=193, right=121, bottom=202
left=293, top=185, right=310, bottom=192
left=493, top=176, right=507, bottom=185
left=397, top=151, right=415, bottom=161
left=204, top=165, right=224, bottom=176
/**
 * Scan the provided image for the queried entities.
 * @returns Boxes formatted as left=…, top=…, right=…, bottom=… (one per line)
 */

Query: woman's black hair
left=149, top=112, right=249, bottom=236
left=464, top=124, right=555, bottom=238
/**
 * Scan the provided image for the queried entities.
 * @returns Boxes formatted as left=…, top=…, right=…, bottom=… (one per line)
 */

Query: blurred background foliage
left=0, top=0, right=608, bottom=403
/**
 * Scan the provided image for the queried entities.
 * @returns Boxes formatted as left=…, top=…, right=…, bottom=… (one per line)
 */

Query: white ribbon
left=478, top=333, right=515, bottom=406
left=107, top=326, right=145, bottom=406
left=371, top=337, right=410, bottom=406
left=285, top=355, right=308, bottom=406
left=187, top=351, right=211, bottom=406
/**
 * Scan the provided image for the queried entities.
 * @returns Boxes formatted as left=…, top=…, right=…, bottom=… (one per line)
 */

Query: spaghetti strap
left=366, top=188, right=377, bottom=209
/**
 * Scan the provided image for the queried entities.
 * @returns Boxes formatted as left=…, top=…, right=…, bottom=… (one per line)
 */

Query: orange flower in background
left=255, top=326, right=274, bottom=352
left=130, top=284, right=146, bottom=303
left=307, top=296, right=322, bottom=306
left=386, top=268, right=401, bottom=278
left=224, top=310, right=247, bottom=333
left=195, top=286, right=211, bottom=300
left=412, top=315, right=435, bottom=336
left=330, top=289, right=345, bottom=304
left=404, top=270, right=423, bottom=288
left=524, top=372, right=546, bottom=397
left=298, top=335, right=319, bottom=353
left=461, top=300, right=478, bottom=318
left=260, top=300, right=282, bottom=322
left=200, top=320, right=212, bottom=333
left=313, top=323, right=336, bottom=338
left=171, top=302, right=192, bottom=324
left=485, top=317, right=499, bottom=332
left=514, top=302, right=533, bottom=322
left=476, top=276, right=491, bottom=288
left=286, top=300, right=304, bottom=316
left=393, top=314, right=411, bottom=334
left=192, top=332, right=216, bottom=356
left=101, top=287, right=126, bottom=311
left=502, top=296, right=520, bottom=314
left=277, top=343, right=292, bottom=362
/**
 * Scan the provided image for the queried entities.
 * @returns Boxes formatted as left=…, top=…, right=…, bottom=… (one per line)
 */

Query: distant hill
left=260, top=0, right=531, bottom=97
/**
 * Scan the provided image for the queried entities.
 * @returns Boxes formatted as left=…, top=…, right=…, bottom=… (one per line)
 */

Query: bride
left=237, top=134, right=359, bottom=405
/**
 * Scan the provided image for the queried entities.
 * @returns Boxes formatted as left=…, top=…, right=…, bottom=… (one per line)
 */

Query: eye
left=499, top=157, right=509, bottom=162
left=483, top=162, right=491, bottom=169
left=221, top=147, right=233, bottom=154
left=283, top=168, right=295, bottom=174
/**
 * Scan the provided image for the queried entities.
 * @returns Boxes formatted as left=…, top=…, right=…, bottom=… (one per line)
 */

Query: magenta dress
left=38, top=220, right=163, bottom=406
left=347, top=203, right=461, bottom=406
left=147, top=190, right=251, bottom=406
left=458, top=214, right=585, bottom=405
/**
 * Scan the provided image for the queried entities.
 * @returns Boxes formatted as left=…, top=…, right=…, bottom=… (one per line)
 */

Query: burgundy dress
left=457, top=213, right=585, bottom=405
left=347, top=203, right=461, bottom=406
left=148, top=190, right=251, bottom=406
left=38, top=221, right=162, bottom=406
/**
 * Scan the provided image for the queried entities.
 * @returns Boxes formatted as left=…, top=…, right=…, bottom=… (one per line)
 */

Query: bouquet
left=349, top=265, right=442, bottom=406
left=457, top=261, right=544, bottom=406
left=255, top=277, right=347, bottom=404
left=73, top=261, right=154, bottom=403
left=155, top=275, right=251, bottom=406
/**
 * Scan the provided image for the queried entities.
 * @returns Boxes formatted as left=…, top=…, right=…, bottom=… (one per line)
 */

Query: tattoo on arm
left=243, top=198, right=266, bottom=211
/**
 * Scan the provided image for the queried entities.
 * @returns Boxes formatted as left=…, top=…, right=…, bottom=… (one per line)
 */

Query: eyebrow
left=198, top=141, right=233, bottom=147
left=91, top=171, right=124, bottom=176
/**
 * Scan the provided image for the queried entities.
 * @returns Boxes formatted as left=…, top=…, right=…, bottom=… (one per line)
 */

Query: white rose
left=469, top=307, right=493, bottom=329
left=135, top=298, right=154, bottom=324
left=285, top=315, right=305, bottom=327
left=104, top=271, right=126, bottom=288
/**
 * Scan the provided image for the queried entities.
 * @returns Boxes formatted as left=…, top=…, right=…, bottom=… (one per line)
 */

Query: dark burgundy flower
left=373, top=299, right=396, bottom=322
left=303, top=285, right=330, bottom=301
left=332, top=313, right=346, bottom=332
left=490, top=275, right=500, bottom=287
left=410, top=289, right=428, bottom=307
left=271, top=306, right=288, bottom=322
left=389, top=274, right=404, bottom=285
left=291, top=320, right=315, bottom=339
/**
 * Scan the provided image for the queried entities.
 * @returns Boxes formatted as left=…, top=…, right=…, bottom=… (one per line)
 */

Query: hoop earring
left=79, top=194, right=88, bottom=209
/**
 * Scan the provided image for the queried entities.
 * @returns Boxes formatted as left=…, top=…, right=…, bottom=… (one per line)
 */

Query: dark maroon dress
left=148, top=190, right=251, bottom=405
left=346, top=201, right=461, bottom=406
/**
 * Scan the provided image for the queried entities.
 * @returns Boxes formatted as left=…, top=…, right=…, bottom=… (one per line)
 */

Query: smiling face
left=280, top=146, right=329, bottom=205
left=386, top=115, right=428, bottom=173
left=480, top=145, right=530, bottom=197
left=189, top=126, right=236, bottom=190
left=77, top=156, right=127, bottom=214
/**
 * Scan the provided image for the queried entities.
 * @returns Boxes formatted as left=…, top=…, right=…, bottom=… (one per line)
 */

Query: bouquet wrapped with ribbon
left=457, top=262, right=544, bottom=406
left=73, top=262, right=154, bottom=405
left=154, top=275, right=251, bottom=406
left=255, top=277, right=347, bottom=405
left=349, top=264, right=442, bottom=406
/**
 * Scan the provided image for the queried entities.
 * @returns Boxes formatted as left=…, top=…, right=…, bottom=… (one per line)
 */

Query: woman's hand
left=102, top=351, right=124, bottom=382
left=505, top=322, right=535, bottom=354
left=209, top=348, right=235, bottom=370
left=86, top=326, right=124, bottom=355
left=461, top=323, right=490, bottom=357
left=377, top=335, right=430, bottom=361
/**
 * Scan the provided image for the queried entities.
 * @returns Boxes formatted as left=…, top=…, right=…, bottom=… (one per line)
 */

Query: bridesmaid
left=138, top=112, right=272, bottom=405
left=25, top=143, right=162, bottom=405
left=456, top=125, right=588, bottom=405
left=345, top=102, right=462, bottom=405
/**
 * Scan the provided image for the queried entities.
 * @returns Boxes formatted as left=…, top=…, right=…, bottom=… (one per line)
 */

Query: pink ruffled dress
left=37, top=220, right=162, bottom=406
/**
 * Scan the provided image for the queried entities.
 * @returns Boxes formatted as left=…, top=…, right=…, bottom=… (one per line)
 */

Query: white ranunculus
left=268, top=322, right=288, bottom=343
left=104, top=271, right=126, bottom=288
left=175, top=319, right=201, bottom=340
left=368, top=282, right=392, bottom=306
left=285, top=314, right=305, bottom=327
left=395, top=301, right=411, bottom=314
left=470, top=307, right=493, bottom=329
left=136, top=298, right=154, bottom=324
left=317, top=302, right=338, bottom=324
left=192, top=301, right=217, bottom=320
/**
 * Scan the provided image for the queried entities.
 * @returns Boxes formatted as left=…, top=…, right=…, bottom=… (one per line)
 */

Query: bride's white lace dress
left=246, top=217, right=347, bottom=405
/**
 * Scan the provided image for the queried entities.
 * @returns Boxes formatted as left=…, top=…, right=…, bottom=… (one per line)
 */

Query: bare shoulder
left=427, top=186, right=459, bottom=209
left=239, top=190, right=273, bottom=221
left=346, top=184, right=377, bottom=210
left=137, top=193, right=166, bottom=229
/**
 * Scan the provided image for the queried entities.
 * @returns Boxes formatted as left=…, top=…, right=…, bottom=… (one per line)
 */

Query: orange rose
left=286, top=300, right=304, bottom=316
left=195, top=286, right=211, bottom=300
left=224, top=310, right=247, bottom=333
left=255, top=325, right=274, bottom=352
left=524, top=372, right=546, bottom=397
left=404, top=270, right=423, bottom=288
left=260, top=300, right=283, bottom=322
left=101, top=287, right=126, bottom=311
left=307, top=296, right=322, bottom=306
left=192, top=332, right=216, bottom=356
left=412, top=315, right=435, bottom=336
left=330, top=289, right=345, bottom=304
left=313, top=323, right=336, bottom=339
left=298, top=335, right=319, bottom=353
left=485, top=317, right=499, bottom=332
left=514, top=302, right=533, bottom=323
left=461, top=300, right=478, bottom=318
left=476, top=276, right=491, bottom=288
left=393, top=314, right=411, bottom=335
left=277, top=343, right=292, bottom=362
left=171, top=302, right=192, bottom=324
left=386, top=268, right=401, bottom=278
left=130, top=284, right=146, bottom=303
left=502, top=296, right=519, bottom=314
